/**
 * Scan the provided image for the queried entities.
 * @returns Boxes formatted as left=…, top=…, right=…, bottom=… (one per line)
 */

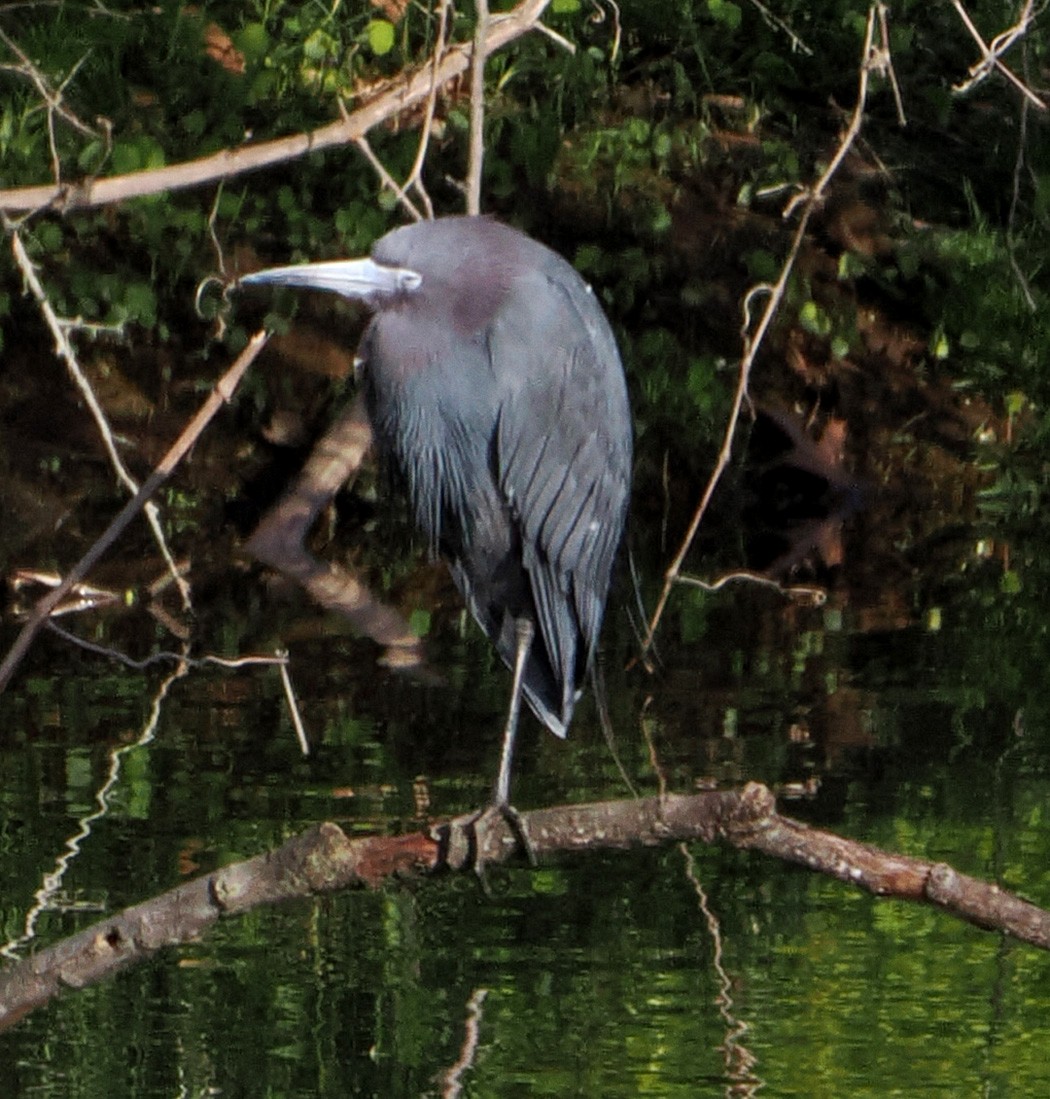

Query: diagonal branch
left=949, top=0, right=1046, bottom=109
left=640, top=3, right=888, bottom=658
left=0, top=0, right=553, bottom=214
left=0, top=330, right=269, bottom=695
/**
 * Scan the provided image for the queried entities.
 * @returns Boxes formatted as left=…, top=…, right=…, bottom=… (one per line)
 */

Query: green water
left=2, top=548, right=1048, bottom=1096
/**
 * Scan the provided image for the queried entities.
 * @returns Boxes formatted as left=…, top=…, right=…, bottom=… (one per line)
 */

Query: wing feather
left=493, top=267, right=631, bottom=727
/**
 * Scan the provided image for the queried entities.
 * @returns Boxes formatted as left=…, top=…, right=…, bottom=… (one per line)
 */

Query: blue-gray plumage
left=241, top=216, right=631, bottom=807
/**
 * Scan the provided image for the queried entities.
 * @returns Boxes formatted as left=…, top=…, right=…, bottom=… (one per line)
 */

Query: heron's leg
left=495, top=617, right=533, bottom=807
left=437, top=618, right=538, bottom=875
left=474, top=617, right=537, bottom=867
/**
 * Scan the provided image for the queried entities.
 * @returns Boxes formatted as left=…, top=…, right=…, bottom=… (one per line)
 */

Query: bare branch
left=401, top=0, right=452, bottom=219
left=588, top=0, right=619, bottom=62
left=277, top=653, right=310, bottom=757
left=0, top=331, right=269, bottom=695
left=8, top=229, right=190, bottom=605
left=465, top=0, right=490, bottom=216
left=3, top=783, right=1050, bottom=1029
left=746, top=0, right=813, bottom=56
left=42, top=620, right=290, bottom=673
left=0, top=0, right=554, bottom=214
left=676, top=569, right=827, bottom=605
left=640, top=4, right=889, bottom=657
left=0, top=27, right=100, bottom=146
left=353, top=134, right=424, bottom=221
left=950, top=0, right=1047, bottom=109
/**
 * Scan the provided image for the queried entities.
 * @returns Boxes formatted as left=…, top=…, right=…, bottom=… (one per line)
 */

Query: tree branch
left=0, top=330, right=269, bottom=695
left=2, top=782, right=1047, bottom=1031
left=0, top=0, right=553, bottom=215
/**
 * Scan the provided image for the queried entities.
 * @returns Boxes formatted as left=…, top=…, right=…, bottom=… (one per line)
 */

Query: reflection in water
left=0, top=658, right=188, bottom=961
left=680, top=843, right=762, bottom=1098
left=2, top=565, right=1050, bottom=1093
left=438, top=986, right=488, bottom=1098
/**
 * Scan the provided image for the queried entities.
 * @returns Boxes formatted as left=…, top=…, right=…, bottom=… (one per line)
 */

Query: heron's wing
left=493, top=268, right=632, bottom=726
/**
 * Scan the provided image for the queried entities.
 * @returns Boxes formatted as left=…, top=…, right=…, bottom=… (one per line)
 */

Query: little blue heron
left=241, top=216, right=632, bottom=818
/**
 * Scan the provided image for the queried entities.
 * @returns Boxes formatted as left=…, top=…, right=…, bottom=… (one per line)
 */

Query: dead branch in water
left=1, top=781, right=1047, bottom=1031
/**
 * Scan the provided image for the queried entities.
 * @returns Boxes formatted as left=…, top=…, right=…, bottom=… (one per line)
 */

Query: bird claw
left=481, top=801, right=538, bottom=869
left=436, top=801, right=537, bottom=881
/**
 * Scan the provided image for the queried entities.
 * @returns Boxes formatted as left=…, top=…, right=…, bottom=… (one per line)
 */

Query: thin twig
left=44, top=621, right=312, bottom=757
left=588, top=0, right=620, bottom=62
left=532, top=20, right=575, bottom=53
left=465, top=0, right=490, bottom=216
left=876, top=2, right=907, bottom=126
left=949, top=0, right=1046, bottom=109
left=675, top=570, right=826, bottom=605
left=0, top=331, right=269, bottom=695
left=353, top=134, right=424, bottom=221
left=0, top=28, right=100, bottom=143
left=206, top=181, right=227, bottom=278
left=8, top=229, right=191, bottom=607
left=640, top=5, right=885, bottom=657
left=1006, top=44, right=1038, bottom=312
left=277, top=652, right=310, bottom=757
left=43, top=620, right=290, bottom=672
left=746, top=0, right=813, bottom=55
left=401, top=0, right=453, bottom=219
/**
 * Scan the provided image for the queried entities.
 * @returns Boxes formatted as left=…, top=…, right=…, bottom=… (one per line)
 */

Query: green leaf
left=111, top=140, right=141, bottom=174
left=745, top=249, right=778, bottom=281
left=235, top=21, right=271, bottom=63
left=799, top=300, right=831, bottom=337
left=77, top=139, right=104, bottom=172
left=837, top=251, right=867, bottom=280
left=367, top=19, right=395, bottom=56
left=707, top=0, right=742, bottom=30
left=181, top=110, right=206, bottom=139
left=552, top=0, right=581, bottom=12
left=304, top=28, right=338, bottom=62
left=34, top=221, right=63, bottom=253
left=1000, top=570, right=1022, bottom=595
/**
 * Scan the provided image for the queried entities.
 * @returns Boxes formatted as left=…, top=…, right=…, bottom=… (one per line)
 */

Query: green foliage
left=0, top=0, right=1048, bottom=495
left=706, top=0, right=742, bottom=31
left=366, top=20, right=396, bottom=57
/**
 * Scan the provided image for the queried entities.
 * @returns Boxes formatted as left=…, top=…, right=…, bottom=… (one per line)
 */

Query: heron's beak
left=238, top=257, right=421, bottom=300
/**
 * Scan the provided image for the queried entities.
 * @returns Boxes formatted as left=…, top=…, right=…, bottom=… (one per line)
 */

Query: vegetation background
left=2, top=1, right=1050, bottom=1094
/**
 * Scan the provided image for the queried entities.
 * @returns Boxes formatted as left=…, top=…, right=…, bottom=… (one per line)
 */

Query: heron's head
left=370, top=216, right=532, bottom=332
left=240, top=217, right=531, bottom=333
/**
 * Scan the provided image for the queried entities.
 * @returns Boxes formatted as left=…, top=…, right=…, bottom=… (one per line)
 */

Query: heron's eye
left=398, top=269, right=423, bottom=292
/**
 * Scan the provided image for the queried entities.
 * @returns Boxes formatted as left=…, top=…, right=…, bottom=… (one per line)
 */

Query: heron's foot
left=436, top=801, right=537, bottom=879
left=485, top=800, right=538, bottom=868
